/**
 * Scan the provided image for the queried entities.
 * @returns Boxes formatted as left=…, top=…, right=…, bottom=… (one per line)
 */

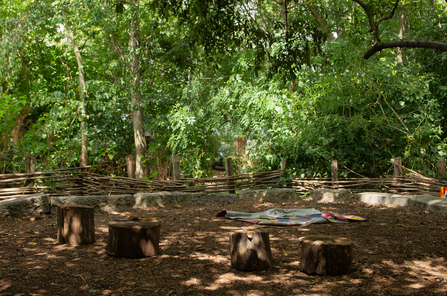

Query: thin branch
left=353, top=0, right=400, bottom=43
left=374, top=0, right=400, bottom=43
left=352, top=0, right=375, bottom=33
left=109, top=31, right=132, bottom=69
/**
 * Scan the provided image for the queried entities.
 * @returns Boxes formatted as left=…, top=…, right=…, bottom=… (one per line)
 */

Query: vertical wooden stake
left=393, top=157, right=402, bottom=178
left=225, top=157, right=235, bottom=194
left=25, top=156, right=36, bottom=188
left=438, top=159, right=446, bottom=180
left=331, top=160, right=338, bottom=188
left=281, top=159, right=287, bottom=172
left=126, top=154, right=135, bottom=179
left=81, top=167, right=88, bottom=196
left=172, top=155, right=180, bottom=181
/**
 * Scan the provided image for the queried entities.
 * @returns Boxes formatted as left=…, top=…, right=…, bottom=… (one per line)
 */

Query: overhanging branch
left=364, top=40, right=447, bottom=59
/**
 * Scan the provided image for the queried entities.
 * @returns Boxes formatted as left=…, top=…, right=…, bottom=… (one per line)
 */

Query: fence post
left=25, top=156, right=36, bottom=188
left=438, top=159, right=446, bottom=180
left=225, top=157, right=236, bottom=194
left=393, top=157, right=403, bottom=177
left=331, top=160, right=338, bottom=188
left=281, top=159, right=287, bottom=172
left=126, top=154, right=135, bottom=179
left=172, top=155, right=181, bottom=181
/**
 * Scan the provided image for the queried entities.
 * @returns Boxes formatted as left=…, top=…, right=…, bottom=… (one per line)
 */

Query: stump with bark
left=106, top=217, right=160, bottom=258
left=300, top=235, right=353, bottom=276
left=230, top=230, right=273, bottom=271
left=57, top=204, right=95, bottom=245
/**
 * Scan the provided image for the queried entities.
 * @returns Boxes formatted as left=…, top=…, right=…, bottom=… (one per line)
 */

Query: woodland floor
left=1, top=198, right=447, bottom=296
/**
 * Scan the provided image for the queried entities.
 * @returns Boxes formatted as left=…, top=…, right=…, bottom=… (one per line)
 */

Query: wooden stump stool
left=300, top=235, right=353, bottom=276
left=230, top=230, right=273, bottom=271
left=106, top=218, right=160, bottom=258
left=57, top=204, right=95, bottom=245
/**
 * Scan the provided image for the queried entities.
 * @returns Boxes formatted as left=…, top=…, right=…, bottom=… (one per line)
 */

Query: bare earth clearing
left=1, top=198, right=446, bottom=295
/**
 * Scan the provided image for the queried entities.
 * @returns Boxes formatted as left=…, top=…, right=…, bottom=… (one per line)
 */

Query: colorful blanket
left=216, top=208, right=367, bottom=225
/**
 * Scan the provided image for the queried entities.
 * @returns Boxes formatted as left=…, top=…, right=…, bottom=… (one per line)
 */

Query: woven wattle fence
left=0, top=166, right=444, bottom=201
left=0, top=168, right=284, bottom=199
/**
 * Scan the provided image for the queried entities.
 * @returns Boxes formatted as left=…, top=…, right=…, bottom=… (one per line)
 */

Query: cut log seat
left=230, top=230, right=273, bottom=271
left=106, top=217, right=160, bottom=258
left=57, top=204, right=95, bottom=245
left=300, top=235, right=353, bottom=276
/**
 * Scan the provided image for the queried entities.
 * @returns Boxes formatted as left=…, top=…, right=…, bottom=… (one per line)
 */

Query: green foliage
left=1, top=0, right=447, bottom=181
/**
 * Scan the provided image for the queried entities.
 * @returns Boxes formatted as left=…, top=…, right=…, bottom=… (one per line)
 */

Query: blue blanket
left=217, top=208, right=368, bottom=225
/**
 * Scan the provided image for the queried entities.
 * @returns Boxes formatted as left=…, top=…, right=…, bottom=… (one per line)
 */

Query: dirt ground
left=1, top=198, right=447, bottom=296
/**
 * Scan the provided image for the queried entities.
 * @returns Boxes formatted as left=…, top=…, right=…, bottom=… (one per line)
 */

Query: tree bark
left=10, top=108, right=30, bottom=145
left=106, top=218, right=160, bottom=257
left=63, top=9, right=88, bottom=167
left=396, top=9, right=409, bottom=66
left=109, top=0, right=147, bottom=178
left=57, top=204, right=95, bottom=245
left=230, top=231, right=273, bottom=271
left=353, top=0, right=400, bottom=44
left=300, top=235, right=353, bottom=276
left=307, top=3, right=333, bottom=41
left=364, top=40, right=447, bottom=59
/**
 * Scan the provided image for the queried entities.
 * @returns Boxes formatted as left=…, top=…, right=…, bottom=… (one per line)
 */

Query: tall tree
left=92, top=0, right=148, bottom=178
left=62, top=6, right=88, bottom=167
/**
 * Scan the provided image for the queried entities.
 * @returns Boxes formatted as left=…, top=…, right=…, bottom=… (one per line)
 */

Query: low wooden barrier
left=0, top=157, right=445, bottom=200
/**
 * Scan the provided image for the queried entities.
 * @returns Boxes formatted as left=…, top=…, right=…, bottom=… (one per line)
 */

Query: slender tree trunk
left=129, top=0, right=147, bottom=178
left=307, top=3, right=334, bottom=41
left=277, top=0, right=289, bottom=32
left=63, top=10, right=88, bottom=167
left=396, top=9, right=409, bottom=66
left=10, top=108, right=30, bottom=145
left=107, top=0, right=147, bottom=178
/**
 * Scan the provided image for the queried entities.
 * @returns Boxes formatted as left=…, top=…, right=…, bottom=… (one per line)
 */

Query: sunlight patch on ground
left=53, top=244, right=76, bottom=251
left=380, top=257, right=447, bottom=283
left=406, top=283, right=426, bottom=289
left=270, top=270, right=306, bottom=283
left=42, top=237, right=56, bottom=243
left=181, top=277, right=202, bottom=286
left=0, top=279, right=11, bottom=292
left=191, top=252, right=228, bottom=264
left=97, top=226, right=108, bottom=233
left=203, top=272, right=264, bottom=291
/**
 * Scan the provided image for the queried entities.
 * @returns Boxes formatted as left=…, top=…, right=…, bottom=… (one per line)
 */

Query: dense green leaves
left=1, top=0, right=447, bottom=179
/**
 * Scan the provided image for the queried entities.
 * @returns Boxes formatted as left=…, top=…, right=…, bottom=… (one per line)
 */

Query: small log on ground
left=57, top=204, right=95, bottom=245
left=230, top=230, right=273, bottom=271
left=106, top=217, right=160, bottom=258
left=300, top=235, right=353, bottom=276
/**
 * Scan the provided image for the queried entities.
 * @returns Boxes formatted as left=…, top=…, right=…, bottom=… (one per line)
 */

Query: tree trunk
left=10, top=108, right=30, bottom=145
left=307, top=3, right=333, bottom=41
left=277, top=0, right=289, bottom=32
left=396, top=9, right=409, bottom=66
left=109, top=0, right=147, bottom=178
left=63, top=9, right=88, bottom=167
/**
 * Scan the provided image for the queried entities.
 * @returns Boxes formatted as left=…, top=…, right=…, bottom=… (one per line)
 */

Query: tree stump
left=300, top=235, right=353, bottom=276
left=57, top=204, right=95, bottom=245
left=230, top=230, right=273, bottom=271
left=106, top=218, right=160, bottom=258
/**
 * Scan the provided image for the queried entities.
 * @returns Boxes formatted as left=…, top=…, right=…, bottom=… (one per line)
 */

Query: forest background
left=1, top=0, right=447, bottom=181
